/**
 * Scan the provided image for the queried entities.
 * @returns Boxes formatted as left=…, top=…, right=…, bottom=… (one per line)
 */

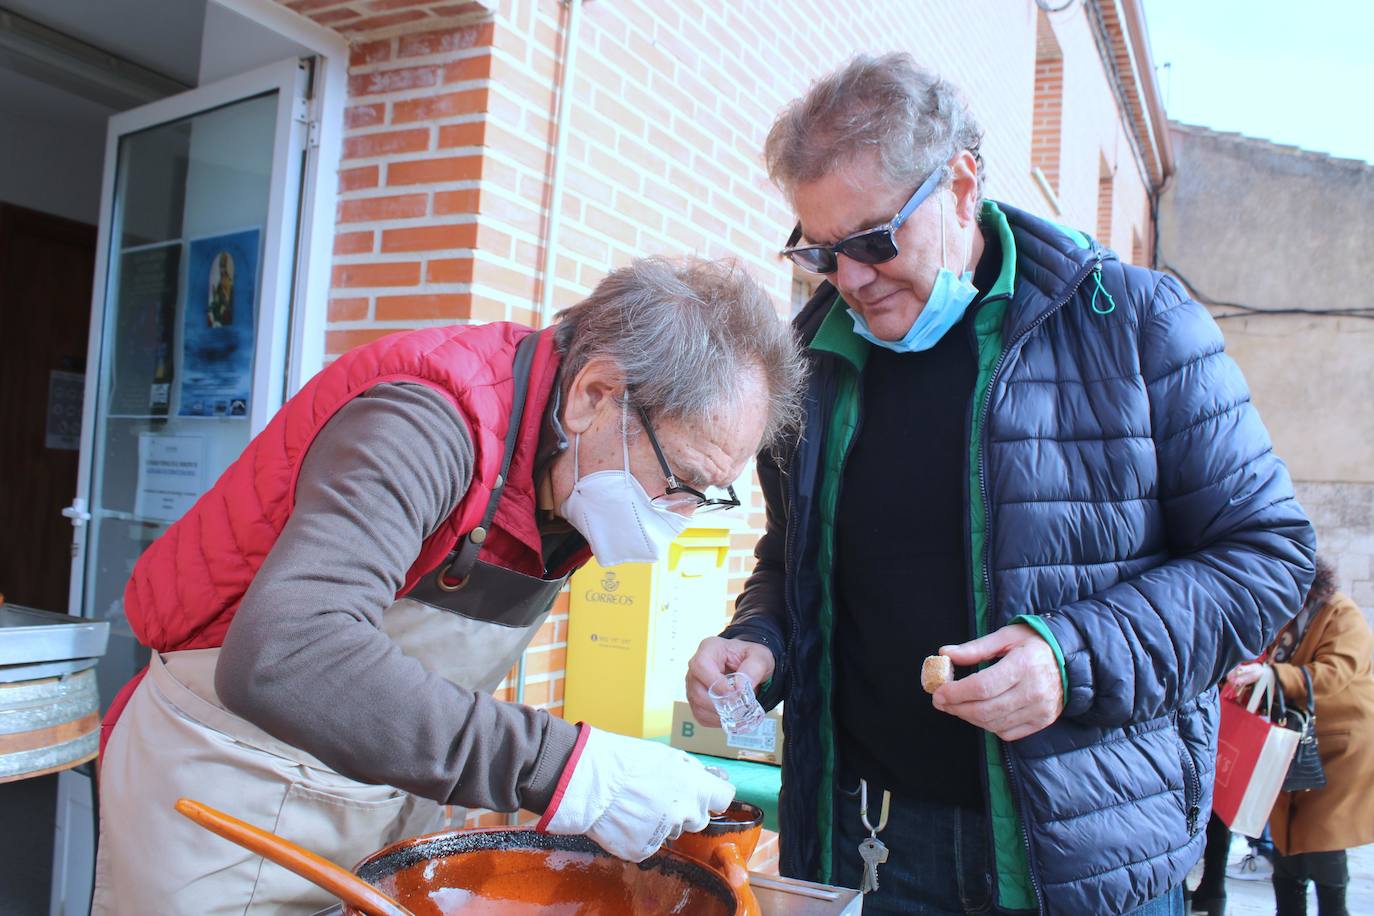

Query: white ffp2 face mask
left=559, top=398, right=689, bottom=566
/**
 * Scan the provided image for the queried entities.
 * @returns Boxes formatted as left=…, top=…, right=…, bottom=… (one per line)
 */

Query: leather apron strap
left=436, top=329, right=541, bottom=590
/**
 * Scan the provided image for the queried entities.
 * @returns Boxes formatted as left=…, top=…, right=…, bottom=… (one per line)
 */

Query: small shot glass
left=708, top=672, right=766, bottom=739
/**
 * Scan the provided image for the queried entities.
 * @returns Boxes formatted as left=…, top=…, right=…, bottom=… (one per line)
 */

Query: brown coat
left=1269, top=593, right=1374, bottom=855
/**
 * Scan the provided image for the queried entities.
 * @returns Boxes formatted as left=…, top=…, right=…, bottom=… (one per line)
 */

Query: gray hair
left=764, top=52, right=985, bottom=202
left=554, top=257, right=804, bottom=446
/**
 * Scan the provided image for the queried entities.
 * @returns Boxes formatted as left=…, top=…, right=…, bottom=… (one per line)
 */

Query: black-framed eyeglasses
left=780, top=167, right=944, bottom=274
left=635, top=405, right=741, bottom=513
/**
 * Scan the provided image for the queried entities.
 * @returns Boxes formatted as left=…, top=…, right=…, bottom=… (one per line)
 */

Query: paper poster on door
left=178, top=228, right=260, bottom=418
left=135, top=434, right=208, bottom=522
left=109, top=242, right=180, bottom=417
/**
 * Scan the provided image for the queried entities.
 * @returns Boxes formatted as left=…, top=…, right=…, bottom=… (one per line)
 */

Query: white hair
left=554, top=257, right=804, bottom=446
left=765, top=52, right=985, bottom=202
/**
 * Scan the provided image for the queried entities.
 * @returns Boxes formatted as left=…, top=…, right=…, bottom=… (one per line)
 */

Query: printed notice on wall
left=134, top=434, right=208, bottom=523
left=45, top=370, right=84, bottom=450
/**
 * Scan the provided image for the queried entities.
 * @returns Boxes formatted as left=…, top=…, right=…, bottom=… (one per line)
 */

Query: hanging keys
left=858, top=834, right=889, bottom=893
left=857, top=779, right=892, bottom=895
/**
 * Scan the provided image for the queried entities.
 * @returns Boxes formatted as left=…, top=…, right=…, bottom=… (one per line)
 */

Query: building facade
left=283, top=0, right=1171, bottom=763
left=1159, top=122, right=1374, bottom=622
left=0, top=2, right=1169, bottom=896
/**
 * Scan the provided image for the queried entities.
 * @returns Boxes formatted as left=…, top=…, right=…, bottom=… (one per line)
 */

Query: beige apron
left=93, top=333, right=573, bottom=915
left=92, top=645, right=443, bottom=915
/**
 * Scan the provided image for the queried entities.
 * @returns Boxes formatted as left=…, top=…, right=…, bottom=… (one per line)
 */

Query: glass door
left=66, top=59, right=310, bottom=706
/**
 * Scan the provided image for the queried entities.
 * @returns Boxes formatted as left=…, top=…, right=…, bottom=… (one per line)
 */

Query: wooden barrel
left=0, top=666, right=99, bottom=782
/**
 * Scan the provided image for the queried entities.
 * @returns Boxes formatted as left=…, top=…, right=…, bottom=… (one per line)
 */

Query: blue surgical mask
left=847, top=195, right=978, bottom=353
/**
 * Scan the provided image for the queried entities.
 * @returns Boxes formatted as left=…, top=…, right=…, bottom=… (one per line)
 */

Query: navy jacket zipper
left=817, top=355, right=865, bottom=881
left=961, top=297, right=1012, bottom=912
left=976, top=251, right=1107, bottom=912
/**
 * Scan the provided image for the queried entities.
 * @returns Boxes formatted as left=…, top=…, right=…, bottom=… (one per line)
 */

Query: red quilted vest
left=102, top=322, right=586, bottom=751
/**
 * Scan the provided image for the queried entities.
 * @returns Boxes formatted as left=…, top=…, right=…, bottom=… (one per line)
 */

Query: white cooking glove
left=537, top=725, right=735, bottom=862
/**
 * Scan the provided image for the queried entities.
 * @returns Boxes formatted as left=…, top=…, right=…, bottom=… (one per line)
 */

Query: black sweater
left=834, top=244, right=1001, bottom=809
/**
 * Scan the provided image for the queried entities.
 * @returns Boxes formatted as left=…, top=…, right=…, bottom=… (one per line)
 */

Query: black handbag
left=1278, top=666, right=1327, bottom=792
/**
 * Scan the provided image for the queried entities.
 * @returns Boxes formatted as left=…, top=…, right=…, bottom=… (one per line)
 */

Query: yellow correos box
left=564, top=528, right=731, bottom=738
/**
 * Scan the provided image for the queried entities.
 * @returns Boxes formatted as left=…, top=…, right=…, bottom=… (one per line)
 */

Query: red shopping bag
left=1213, top=675, right=1299, bottom=837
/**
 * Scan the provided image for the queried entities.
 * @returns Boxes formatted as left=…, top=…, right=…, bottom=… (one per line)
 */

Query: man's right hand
left=538, top=726, right=734, bottom=862
left=686, top=636, right=776, bottom=727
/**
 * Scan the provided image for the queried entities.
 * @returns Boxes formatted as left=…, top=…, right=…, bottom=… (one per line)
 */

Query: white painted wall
left=199, top=2, right=313, bottom=85
left=0, top=109, right=104, bottom=224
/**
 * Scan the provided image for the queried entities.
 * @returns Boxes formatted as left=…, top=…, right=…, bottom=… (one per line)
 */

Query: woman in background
left=1228, top=557, right=1374, bottom=916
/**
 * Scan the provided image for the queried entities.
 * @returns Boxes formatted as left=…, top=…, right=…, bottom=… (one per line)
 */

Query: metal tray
left=0, top=604, right=110, bottom=666
left=750, top=872, right=863, bottom=915
left=0, top=655, right=99, bottom=683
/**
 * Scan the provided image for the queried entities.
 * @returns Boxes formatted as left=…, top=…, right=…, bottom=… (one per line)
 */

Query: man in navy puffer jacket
left=686, top=54, right=1315, bottom=915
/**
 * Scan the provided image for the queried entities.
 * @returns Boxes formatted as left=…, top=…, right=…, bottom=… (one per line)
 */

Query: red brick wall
left=302, top=0, right=1156, bottom=348
left=285, top=0, right=491, bottom=35
left=275, top=0, right=1162, bottom=828
left=309, top=11, right=502, bottom=356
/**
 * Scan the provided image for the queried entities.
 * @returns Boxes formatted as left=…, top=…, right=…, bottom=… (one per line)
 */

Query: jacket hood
left=995, top=200, right=1112, bottom=338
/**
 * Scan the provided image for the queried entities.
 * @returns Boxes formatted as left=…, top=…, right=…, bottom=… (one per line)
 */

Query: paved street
left=1189, top=836, right=1374, bottom=914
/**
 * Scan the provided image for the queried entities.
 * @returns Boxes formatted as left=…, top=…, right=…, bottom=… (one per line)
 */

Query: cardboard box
left=670, top=700, right=784, bottom=766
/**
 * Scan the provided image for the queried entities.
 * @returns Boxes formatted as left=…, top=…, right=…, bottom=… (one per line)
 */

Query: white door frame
left=215, top=0, right=348, bottom=394
left=66, top=1, right=346, bottom=618
left=70, top=57, right=304, bottom=618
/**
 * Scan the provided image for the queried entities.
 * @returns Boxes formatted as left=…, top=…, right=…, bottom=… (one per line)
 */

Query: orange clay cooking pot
left=668, top=801, right=765, bottom=916
left=343, top=827, right=743, bottom=916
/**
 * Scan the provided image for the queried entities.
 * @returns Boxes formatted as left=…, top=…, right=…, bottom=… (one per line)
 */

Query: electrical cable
left=1163, top=263, right=1374, bottom=321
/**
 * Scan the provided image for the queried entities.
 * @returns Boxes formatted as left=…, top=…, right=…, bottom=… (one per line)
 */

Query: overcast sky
left=1143, top=0, right=1374, bottom=164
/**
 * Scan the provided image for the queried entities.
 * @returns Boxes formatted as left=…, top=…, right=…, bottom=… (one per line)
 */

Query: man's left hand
left=932, top=623, right=1064, bottom=742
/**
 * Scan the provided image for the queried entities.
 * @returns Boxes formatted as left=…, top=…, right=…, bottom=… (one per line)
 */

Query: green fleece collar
left=809, top=199, right=1017, bottom=367
left=980, top=200, right=1017, bottom=301
left=811, top=294, right=870, bottom=370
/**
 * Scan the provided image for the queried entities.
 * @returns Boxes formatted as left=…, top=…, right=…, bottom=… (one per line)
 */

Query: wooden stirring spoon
left=175, top=798, right=412, bottom=916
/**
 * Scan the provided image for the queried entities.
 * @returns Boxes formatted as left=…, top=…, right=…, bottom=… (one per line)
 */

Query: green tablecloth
left=651, top=736, right=781, bottom=831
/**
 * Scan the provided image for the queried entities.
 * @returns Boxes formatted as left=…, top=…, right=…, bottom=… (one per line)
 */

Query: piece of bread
left=921, top=655, right=952, bottom=693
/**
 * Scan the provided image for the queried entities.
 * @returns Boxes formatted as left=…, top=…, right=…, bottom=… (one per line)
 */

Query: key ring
left=859, top=778, right=891, bottom=835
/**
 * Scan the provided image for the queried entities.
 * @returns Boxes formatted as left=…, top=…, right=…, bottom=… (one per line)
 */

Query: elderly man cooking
left=687, top=54, right=1315, bottom=915
left=94, top=257, right=804, bottom=914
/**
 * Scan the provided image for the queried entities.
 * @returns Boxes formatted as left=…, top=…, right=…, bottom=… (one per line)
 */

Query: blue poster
left=178, top=228, right=260, bottom=418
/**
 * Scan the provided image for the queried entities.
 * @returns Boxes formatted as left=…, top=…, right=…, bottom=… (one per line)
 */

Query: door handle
left=62, top=498, right=91, bottom=527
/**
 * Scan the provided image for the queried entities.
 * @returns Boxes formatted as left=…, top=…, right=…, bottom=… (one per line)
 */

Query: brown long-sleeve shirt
left=215, top=383, right=577, bottom=813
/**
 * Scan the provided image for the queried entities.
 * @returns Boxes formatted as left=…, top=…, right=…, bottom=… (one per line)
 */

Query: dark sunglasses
left=780, top=167, right=944, bottom=274
left=635, top=405, right=741, bottom=513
